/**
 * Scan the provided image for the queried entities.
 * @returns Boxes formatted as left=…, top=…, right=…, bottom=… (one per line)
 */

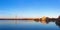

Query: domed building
left=41, top=16, right=47, bottom=21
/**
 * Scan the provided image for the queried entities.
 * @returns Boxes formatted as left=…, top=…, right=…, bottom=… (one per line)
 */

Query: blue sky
left=0, top=0, right=60, bottom=18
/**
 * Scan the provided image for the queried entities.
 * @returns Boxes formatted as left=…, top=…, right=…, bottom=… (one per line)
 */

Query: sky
left=0, top=0, right=60, bottom=18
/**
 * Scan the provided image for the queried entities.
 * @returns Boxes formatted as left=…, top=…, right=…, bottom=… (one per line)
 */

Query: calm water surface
left=0, top=20, right=60, bottom=30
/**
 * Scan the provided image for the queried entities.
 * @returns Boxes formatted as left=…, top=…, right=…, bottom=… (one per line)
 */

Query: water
left=0, top=20, right=60, bottom=30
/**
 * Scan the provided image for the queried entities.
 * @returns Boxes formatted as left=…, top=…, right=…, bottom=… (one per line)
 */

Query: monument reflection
left=34, top=17, right=60, bottom=28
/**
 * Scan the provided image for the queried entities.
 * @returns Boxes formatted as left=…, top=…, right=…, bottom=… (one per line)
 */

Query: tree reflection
left=55, top=20, right=60, bottom=28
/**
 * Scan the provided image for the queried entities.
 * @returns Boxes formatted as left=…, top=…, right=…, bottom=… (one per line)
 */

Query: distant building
left=41, top=16, right=46, bottom=21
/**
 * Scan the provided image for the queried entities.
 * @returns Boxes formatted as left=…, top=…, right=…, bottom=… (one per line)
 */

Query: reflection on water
left=34, top=19, right=60, bottom=28
left=0, top=20, right=60, bottom=30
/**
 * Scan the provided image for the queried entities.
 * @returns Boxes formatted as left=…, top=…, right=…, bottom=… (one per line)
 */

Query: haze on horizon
left=0, top=0, right=60, bottom=18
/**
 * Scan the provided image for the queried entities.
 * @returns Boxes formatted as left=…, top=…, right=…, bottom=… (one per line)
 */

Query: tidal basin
left=0, top=20, right=60, bottom=30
